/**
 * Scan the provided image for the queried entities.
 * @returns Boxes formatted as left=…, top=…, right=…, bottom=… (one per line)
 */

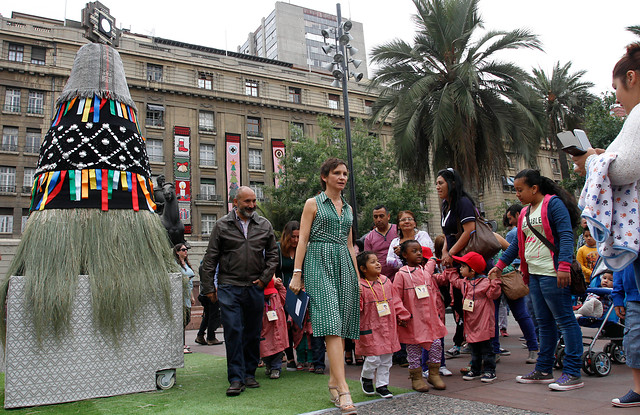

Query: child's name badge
left=376, top=301, right=391, bottom=317
left=414, top=285, right=429, bottom=299
left=463, top=298, right=474, bottom=312
left=266, top=310, right=278, bottom=321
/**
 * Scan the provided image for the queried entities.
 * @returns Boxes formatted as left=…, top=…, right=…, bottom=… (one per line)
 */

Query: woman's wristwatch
left=293, top=268, right=302, bottom=274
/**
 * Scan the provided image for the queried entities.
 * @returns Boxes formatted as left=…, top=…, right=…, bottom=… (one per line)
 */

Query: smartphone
left=562, top=145, right=588, bottom=156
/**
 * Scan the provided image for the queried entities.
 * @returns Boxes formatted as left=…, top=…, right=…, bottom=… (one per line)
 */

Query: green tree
left=368, top=0, right=545, bottom=189
left=584, top=92, right=624, bottom=149
left=260, top=116, right=427, bottom=237
left=531, top=61, right=596, bottom=178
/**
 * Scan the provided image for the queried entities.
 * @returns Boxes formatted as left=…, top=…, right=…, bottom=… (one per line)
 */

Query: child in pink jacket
left=449, top=252, right=502, bottom=383
left=394, top=240, right=448, bottom=392
left=355, top=251, right=409, bottom=399
left=260, top=277, right=289, bottom=379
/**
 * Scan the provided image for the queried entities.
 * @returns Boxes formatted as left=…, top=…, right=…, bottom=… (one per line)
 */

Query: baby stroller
left=554, top=287, right=625, bottom=376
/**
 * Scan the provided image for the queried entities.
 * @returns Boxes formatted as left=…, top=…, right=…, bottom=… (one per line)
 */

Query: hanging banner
left=271, top=139, right=285, bottom=188
left=174, top=126, right=191, bottom=232
left=225, top=133, right=241, bottom=212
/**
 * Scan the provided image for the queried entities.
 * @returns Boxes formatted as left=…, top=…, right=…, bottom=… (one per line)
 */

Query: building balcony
left=26, top=106, right=44, bottom=115
left=196, top=193, right=222, bottom=203
left=247, top=130, right=263, bottom=138
left=145, top=119, right=164, bottom=128
left=199, top=126, right=217, bottom=134
left=23, top=146, right=39, bottom=154
left=148, top=155, right=164, bottom=163
left=0, top=185, right=17, bottom=193
left=200, top=160, right=217, bottom=168
left=248, top=163, right=265, bottom=171
left=3, top=104, right=20, bottom=113
left=0, top=144, right=18, bottom=152
left=22, top=186, right=32, bottom=193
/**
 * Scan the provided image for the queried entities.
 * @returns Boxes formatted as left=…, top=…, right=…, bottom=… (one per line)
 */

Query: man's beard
left=238, top=206, right=255, bottom=218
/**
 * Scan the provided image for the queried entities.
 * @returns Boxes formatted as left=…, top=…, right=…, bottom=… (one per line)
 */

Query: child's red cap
left=451, top=252, right=486, bottom=274
left=264, top=279, right=277, bottom=295
left=422, top=246, right=433, bottom=259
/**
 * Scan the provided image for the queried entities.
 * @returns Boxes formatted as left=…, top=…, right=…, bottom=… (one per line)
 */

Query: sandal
left=338, top=391, right=357, bottom=415
left=328, top=385, right=340, bottom=407
left=345, top=351, right=353, bottom=365
left=183, top=346, right=192, bottom=354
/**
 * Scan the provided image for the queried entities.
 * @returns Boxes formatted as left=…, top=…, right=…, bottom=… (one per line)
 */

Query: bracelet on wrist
left=293, top=268, right=303, bottom=274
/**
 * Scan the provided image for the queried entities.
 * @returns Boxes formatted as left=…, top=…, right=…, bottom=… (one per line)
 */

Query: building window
left=145, top=104, right=164, bottom=127
left=288, top=87, right=301, bottom=103
left=247, top=117, right=262, bottom=137
left=551, top=158, right=560, bottom=174
left=502, top=176, right=515, bottom=193
left=25, top=129, right=40, bottom=153
left=199, top=143, right=216, bottom=167
left=4, top=89, right=21, bottom=112
left=8, top=43, right=24, bottom=62
left=245, top=79, right=259, bottom=97
left=31, top=46, right=46, bottom=65
left=364, top=100, right=374, bottom=114
left=198, top=72, right=213, bottom=90
left=199, top=179, right=217, bottom=200
left=147, top=63, right=163, bottom=82
left=0, top=215, right=13, bottom=234
left=199, top=111, right=215, bottom=133
left=21, top=214, right=29, bottom=233
left=2, top=127, right=18, bottom=152
left=146, top=139, right=163, bottom=162
left=201, top=214, right=217, bottom=235
left=0, top=166, right=17, bottom=192
left=291, top=122, right=304, bottom=141
left=250, top=181, right=265, bottom=201
left=27, top=91, right=44, bottom=115
left=328, top=94, right=340, bottom=110
left=23, top=167, right=35, bottom=193
left=248, top=148, right=264, bottom=170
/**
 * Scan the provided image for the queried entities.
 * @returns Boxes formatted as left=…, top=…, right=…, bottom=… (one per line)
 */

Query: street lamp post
left=321, top=3, right=364, bottom=238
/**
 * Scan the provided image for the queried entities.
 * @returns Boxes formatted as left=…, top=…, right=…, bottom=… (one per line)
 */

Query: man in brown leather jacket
left=200, top=186, right=278, bottom=396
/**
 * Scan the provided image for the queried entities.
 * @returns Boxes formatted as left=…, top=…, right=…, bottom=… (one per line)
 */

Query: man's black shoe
left=226, top=381, right=245, bottom=396
left=244, top=377, right=260, bottom=388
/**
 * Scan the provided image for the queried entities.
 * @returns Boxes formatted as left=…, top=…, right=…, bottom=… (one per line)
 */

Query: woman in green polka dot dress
left=290, top=158, right=359, bottom=415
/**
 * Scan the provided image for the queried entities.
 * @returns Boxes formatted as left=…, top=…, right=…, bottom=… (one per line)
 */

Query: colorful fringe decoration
left=30, top=169, right=156, bottom=212
left=51, top=95, right=143, bottom=135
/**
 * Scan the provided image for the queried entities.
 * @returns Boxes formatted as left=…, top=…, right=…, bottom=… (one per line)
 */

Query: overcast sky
left=3, top=0, right=639, bottom=95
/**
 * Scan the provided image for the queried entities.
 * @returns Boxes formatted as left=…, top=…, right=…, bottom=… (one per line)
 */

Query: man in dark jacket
left=200, top=186, right=278, bottom=396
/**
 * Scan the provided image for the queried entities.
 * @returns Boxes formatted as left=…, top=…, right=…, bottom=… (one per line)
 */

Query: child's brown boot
left=408, top=368, right=429, bottom=392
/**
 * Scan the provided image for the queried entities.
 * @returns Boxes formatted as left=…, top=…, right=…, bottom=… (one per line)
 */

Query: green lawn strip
left=0, top=353, right=409, bottom=414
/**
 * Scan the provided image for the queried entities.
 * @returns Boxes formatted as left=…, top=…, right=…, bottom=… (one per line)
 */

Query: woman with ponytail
left=572, top=43, right=640, bottom=408
left=489, top=169, right=584, bottom=392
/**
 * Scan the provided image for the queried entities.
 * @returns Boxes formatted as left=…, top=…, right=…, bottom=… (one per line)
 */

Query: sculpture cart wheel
left=156, top=369, right=176, bottom=390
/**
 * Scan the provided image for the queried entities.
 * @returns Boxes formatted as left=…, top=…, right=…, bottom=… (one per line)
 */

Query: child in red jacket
left=449, top=252, right=502, bottom=383
left=355, top=251, right=409, bottom=399
left=260, top=277, right=289, bottom=379
left=394, top=240, right=448, bottom=392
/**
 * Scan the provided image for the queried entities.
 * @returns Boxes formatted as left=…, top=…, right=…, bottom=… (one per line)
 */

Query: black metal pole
left=336, top=3, right=358, bottom=239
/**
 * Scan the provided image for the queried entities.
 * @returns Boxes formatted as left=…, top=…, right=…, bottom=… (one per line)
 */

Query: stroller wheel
left=611, top=343, right=626, bottom=364
left=554, top=346, right=565, bottom=369
left=582, top=351, right=595, bottom=376
left=591, top=352, right=611, bottom=376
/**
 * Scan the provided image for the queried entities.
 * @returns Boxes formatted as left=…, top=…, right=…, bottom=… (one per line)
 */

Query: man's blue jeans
left=528, top=274, right=583, bottom=377
left=492, top=294, right=539, bottom=353
left=218, top=284, right=264, bottom=384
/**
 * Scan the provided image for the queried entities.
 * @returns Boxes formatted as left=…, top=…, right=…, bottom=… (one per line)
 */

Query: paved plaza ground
left=187, top=312, right=635, bottom=415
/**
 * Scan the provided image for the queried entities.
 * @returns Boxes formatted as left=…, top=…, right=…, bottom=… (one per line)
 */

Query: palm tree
left=531, top=62, right=596, bottom=178
left=368, top=0, right=545, bottom=188
left=628, top=25, right=640, bottom=37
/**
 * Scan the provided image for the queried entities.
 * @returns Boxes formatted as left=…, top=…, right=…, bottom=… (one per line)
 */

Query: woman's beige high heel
left=337, top=390, right=357, bottom=415
left=328, top=385, right=340, bottom=407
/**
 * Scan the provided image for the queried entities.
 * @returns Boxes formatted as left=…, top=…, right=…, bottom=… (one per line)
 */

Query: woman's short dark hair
left=280, top=220, right=300, bottom=254
left=396, top=210, right=416, bottom=239
left=613, top=43, right=640, bottom=84
left=436, top=168, right=475, bottom=213
left=514, top=169, right=580, bottom=228
left=320, top=157, right=348, bottom=190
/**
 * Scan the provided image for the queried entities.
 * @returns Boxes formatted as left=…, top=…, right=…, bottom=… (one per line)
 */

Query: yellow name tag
left=266, top=310, right=278, bottom=321
left=414, top=285, right=429, bottom=299
left=376, top=301, right=391, bottom=317
left=463, top=298, right=474, bottom=312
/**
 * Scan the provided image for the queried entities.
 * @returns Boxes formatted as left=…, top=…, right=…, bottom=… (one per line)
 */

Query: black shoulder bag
left=525, top=207, right=586, bottom=295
